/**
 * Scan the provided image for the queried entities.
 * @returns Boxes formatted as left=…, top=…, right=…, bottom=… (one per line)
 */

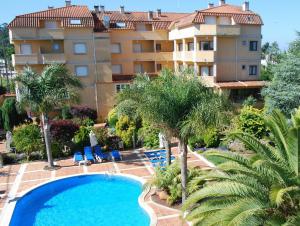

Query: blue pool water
left=10, top=174, right=150, bottom=226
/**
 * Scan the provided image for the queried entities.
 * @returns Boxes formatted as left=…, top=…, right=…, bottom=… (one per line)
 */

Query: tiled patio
left=0, top=147, right=211, bottom=226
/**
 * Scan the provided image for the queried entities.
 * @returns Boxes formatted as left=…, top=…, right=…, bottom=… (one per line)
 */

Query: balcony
left=124, top=31, right=169, bottom=40
left=10, top=28, right=64, bottom=41
left=174, top=51, right=215, bottom=62
left=41, top=53, right=66, bottom=64
left=38, top=29, right=64, bottom=40
left=12, top=54, right=39, bottom=66
left=132, top=52, right=173, bottom=61
left=199, top=25, right=240, bottom=36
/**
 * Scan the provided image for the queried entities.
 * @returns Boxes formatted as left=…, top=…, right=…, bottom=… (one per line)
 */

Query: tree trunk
left=42, top=113, right=54, bottom=168
left=166, top=139, right=172, bottom=166
left=179, top=139, right=188, bottom=202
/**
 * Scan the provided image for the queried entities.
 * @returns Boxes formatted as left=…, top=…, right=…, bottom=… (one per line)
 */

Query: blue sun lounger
left=111, top=150, right=122, bottom=161
left=94, top=145, right=110, bottom=162
left=73, top=151, right=83, bottom=164
left=84, top=146, right=95, bottom=163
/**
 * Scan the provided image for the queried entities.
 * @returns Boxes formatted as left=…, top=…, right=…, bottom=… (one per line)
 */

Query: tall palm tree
left=183, top=109, right=300, bottom=225
left=15, top=64, right=82, bottom=168
left=118, top=69, right=229, bottom=201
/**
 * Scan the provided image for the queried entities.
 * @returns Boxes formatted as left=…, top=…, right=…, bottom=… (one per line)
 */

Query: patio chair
left=94, top=145, right=110, bottom=162
left=84, top=146, right=95, bottom=163
left=110, top=150, right=122, bottom=161
left=73, top=151, right=83, bottom=165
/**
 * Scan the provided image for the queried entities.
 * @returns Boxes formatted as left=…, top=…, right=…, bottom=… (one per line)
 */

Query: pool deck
left=0, top=147, right=211, bottom=226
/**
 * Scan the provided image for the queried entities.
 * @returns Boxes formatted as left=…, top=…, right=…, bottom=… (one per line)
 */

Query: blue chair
left=73, top=151, right=83, bottom=164
left=111, top=150, right=122, bottom=161
left=94, top=145, right=110, bottom=162
left=84, top=146, right=95, bottom=163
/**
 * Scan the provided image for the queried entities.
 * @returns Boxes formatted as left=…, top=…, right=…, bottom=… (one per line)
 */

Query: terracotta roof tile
left=93, top=11, right=188, bottom=31
left=8, top=6, right=94, bottom=28
left=173, top=4, right=263, bottom=28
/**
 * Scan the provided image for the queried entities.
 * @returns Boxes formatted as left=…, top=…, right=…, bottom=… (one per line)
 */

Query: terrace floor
left=0, top=147, right=211, bottom=226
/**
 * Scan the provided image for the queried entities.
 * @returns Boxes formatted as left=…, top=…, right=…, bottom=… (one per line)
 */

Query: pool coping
left=0, top=172, right=157, bottom=226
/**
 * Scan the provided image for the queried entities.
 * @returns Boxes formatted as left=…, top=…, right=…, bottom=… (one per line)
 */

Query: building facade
left=9, top=0, right=264, bottom=119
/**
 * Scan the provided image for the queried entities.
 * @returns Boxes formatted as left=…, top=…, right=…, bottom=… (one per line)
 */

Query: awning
left=214, top=80, right=266, bottom=89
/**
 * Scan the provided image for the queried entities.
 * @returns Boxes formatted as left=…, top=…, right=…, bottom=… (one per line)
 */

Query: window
left=156, top=43, right=162, bottom=52
left=178, top=43, right=183, bottom=51
left=133, top=43, right=142, bottom=53
left=116, top=84, right=130, bottom=93
left=116, top=22, right=126, bottom=28
left=200, top=66, right=210, bottom=76
left=242, top=40, right=247, bottom=46
left=136, top=24, right=146, bottom=31
left=205, top=16, right=216, bottom=24
left=70, top=19, right=81, bottom=25
left=200, top=41, right=214, bottom=51
left=52, top=43, right=60, bottom=52
left=20, top=44, right=32, bottom=55
left=249, top=65, right=258, bottom=75
left=134, top=64, right=144, bottom=73
left=111, top=43, right=121, bottom=53
left=218, top=16, right=231, bottom=25
left=249, top=41, right=258, bottom=51
left=242, top=65, right=246, bottom=70
left=73, top=43, right=87, bottom=54
left=210, top=66, right=214, bottom=76
left=157, top=64, right=162, bottom=71
left=45, top=21, right=57, bottom=29
left=188, top=42, right=194, bottom=51
left=112, top=64, right=122, bottom=74
left=75, top=66, right=88, bottom=76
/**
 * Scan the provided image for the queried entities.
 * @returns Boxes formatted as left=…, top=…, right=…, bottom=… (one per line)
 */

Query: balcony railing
left=174, top=50, right=215, bottom=62
left=10, top=28, right=64, bottom=40
left=12, top=54, right=39, bottom=66
left=132, top=52, right=173, bottom=61
left=41, top=53, right=66, bottom=64
left=199, top=25, right=240, bottom=36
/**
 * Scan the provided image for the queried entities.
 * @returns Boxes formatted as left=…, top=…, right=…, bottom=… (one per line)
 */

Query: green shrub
left=2, top=153, right=18, bottom=165
left=138, top=123, right=159, bottom=148
left=115, top=115, right=136, bottom=148
left=13, top=124, right=43, bottom=161
left=243, top=96, right=257, bottom=107
left=1, top=98, right=28, bottom=131
left=151, top=161, right=202, bottom=205
left=238, top=106, right=267, bottom=138
left=188, top=136, right=205, bottom=149
left=61, top=106, right=72, bottom=119
left=73, top=126, right=92, bottom=149
left=93, top=127, right=109, bottom=146
left=108, top=108, right=118, bottom=127
left=203, top=128, right=220, bottom=148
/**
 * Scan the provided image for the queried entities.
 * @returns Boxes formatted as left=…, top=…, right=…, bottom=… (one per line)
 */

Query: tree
left=15, top=64, right=82, bottom=168
left=0, top=23, right=15, bottom=91
left=262, top=55, right=300, bottom=116
left=183, top=109, right=300, bottom=225
left=118, top=69, right=229, bottom=201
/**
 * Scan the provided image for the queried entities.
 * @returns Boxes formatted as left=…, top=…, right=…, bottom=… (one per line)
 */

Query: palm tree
left=118, top=69, right=229, bottom=201
left=15, top=64, right=82, bottom=168
left=183, top=109, right=300, bottom=225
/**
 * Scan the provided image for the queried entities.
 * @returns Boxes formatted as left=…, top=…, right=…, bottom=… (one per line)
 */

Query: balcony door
left=133, top=43, right=142, bottom=53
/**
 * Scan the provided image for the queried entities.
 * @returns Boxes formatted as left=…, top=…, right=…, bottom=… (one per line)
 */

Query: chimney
left=100, top=5, right=105, bottom=13
left=48, top=6, right=54, bottom=10
left=242, top=1, right=249, bottom=11
left=65, top=0, right=71, bottom=7
left=148, top=11, right=153, bottom=20
left=219, top=0, right=225, bottom=6
left=157, top=9, right=162, bottom=17
left=94, top=5, right=99, bottom=13
left=120, top=6, right=125, bottom=13
left=208, top=3, right=214, bottom=8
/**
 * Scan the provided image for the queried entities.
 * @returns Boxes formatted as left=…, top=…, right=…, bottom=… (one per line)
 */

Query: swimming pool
left=9, top=174, right=151, bottom=226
